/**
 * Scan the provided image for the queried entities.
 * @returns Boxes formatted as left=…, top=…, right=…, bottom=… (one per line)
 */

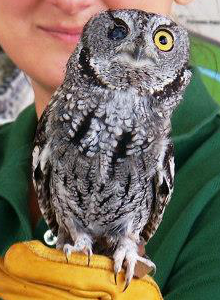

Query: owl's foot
left=63, top=233, right=93, bottom=265
left=113, top=237, right=156, bottom=291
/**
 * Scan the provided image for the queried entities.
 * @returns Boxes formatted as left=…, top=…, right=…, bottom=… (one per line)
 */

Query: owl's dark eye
left=159, top=35, right=168, bottom=45
left=108, top=18, right=129, bottom=41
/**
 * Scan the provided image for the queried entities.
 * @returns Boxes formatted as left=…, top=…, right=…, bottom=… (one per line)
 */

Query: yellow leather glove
left=0, top=241, right=163, bottom=300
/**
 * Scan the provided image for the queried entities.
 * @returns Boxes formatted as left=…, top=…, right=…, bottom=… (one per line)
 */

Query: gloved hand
left=0, top=240, right=163, bottom=300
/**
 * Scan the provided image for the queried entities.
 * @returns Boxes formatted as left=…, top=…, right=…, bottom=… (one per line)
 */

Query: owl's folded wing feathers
left=141, top=143, right=174, bottom=242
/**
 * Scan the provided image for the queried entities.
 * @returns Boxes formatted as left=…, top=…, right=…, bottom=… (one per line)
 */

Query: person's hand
left=0, top=240, right=163, bottom=300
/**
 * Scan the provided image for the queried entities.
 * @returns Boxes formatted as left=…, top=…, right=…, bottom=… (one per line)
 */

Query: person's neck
left=31, top=80, right=55, bottom=119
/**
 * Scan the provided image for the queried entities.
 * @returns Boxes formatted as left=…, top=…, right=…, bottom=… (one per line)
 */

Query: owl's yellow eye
left=154, top=30, right=174, bottom=52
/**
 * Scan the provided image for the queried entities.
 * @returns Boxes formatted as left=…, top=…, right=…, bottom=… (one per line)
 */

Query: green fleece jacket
left=0, top=68, right=220, bottom=299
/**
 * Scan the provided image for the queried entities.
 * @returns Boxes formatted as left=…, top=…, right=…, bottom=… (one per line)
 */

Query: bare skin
left=0, top=0, right=194, bottom=229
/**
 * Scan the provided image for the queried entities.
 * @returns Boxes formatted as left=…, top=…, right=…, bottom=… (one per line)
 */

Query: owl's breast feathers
left=33, top=87, right=173, bottom=239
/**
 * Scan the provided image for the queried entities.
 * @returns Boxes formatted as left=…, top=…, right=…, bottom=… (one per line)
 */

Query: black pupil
left=159, top=35, right=168, bottom=45
left=108, top=25, right=128, bottom=41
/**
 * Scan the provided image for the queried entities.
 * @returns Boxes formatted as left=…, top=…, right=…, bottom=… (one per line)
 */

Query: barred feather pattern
left=33, top=9, right=191, bottom=272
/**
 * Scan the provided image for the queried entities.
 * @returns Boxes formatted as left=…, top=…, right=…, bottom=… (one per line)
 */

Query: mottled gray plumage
left=33, top=9, right=191, bottom=285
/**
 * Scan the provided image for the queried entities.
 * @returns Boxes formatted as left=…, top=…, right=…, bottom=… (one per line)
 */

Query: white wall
left=173, top=0, right=220, bottom=43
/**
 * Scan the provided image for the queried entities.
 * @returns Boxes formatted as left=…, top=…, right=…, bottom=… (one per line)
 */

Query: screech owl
left=32, top=9, right=191, bottom=289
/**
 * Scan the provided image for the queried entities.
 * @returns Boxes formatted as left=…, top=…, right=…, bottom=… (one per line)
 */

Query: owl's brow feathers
left=107, top=9, right=116, bottom=22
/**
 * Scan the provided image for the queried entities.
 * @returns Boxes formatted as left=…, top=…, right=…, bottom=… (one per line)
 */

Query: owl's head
left=70, top=9, right=191, bottom=95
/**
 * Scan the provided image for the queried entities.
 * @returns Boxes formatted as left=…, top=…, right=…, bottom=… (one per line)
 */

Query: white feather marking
left=170, top=156, right=175, bottom=179
left=157, top=139, right=169, bottom=171
left=32, top=146, right=40, bottom=169
left=40, top=143, right=52, bottom=171
left=66, top=93, right=72, bottom=100
left=63, top=113, right=70, bottom=120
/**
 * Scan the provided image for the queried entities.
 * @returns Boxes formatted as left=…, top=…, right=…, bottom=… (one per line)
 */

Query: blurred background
left=174, top=0, right=220, bottom=42
left=173, top=0, right=220, bottom=104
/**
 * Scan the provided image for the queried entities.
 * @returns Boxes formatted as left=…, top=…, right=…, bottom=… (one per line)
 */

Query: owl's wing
left=32, top=88, right=90, bottom=237
left=141, top=143, right=174, bottom=242
left=32, top=99, right=60, bottom=237
left=33, top=151, right=59, bottom=236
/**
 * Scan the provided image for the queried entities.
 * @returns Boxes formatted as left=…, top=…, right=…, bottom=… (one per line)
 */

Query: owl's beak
left=132, top=46, right=147, bottom=61
left=116, top=44, right=152, bottom=68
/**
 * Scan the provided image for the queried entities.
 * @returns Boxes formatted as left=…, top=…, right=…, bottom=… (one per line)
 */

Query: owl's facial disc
left=107, top=12, right=152, bottom=67
left=116, top=44, right=156, bottom=68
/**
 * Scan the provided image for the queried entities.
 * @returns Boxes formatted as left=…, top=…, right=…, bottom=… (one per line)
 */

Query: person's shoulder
left=0, top=103, right=37, bottom=136
left=0, top=104, right=37, bottom=167
left=0, top=104, right=37, bottom=256
left=171, top=33, right=220, bottom=141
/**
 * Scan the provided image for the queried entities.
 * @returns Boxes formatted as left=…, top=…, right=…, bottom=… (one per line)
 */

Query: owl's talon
left=114, top=271, right=118, bottom=285
left=114, top=261, right=122, bottom=285
left=65, top=255, right=69, bottom=263
left=63, top=243, right=75, bottom=263
left=87, top=249, right=92, bottom=266
left=123, top=278, right=130, bottom=292
left=87, top=255, right=90, bottom=266
left=63, top=234, right=93, bottom=266
left=113, top=237, right=156, bottom=291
